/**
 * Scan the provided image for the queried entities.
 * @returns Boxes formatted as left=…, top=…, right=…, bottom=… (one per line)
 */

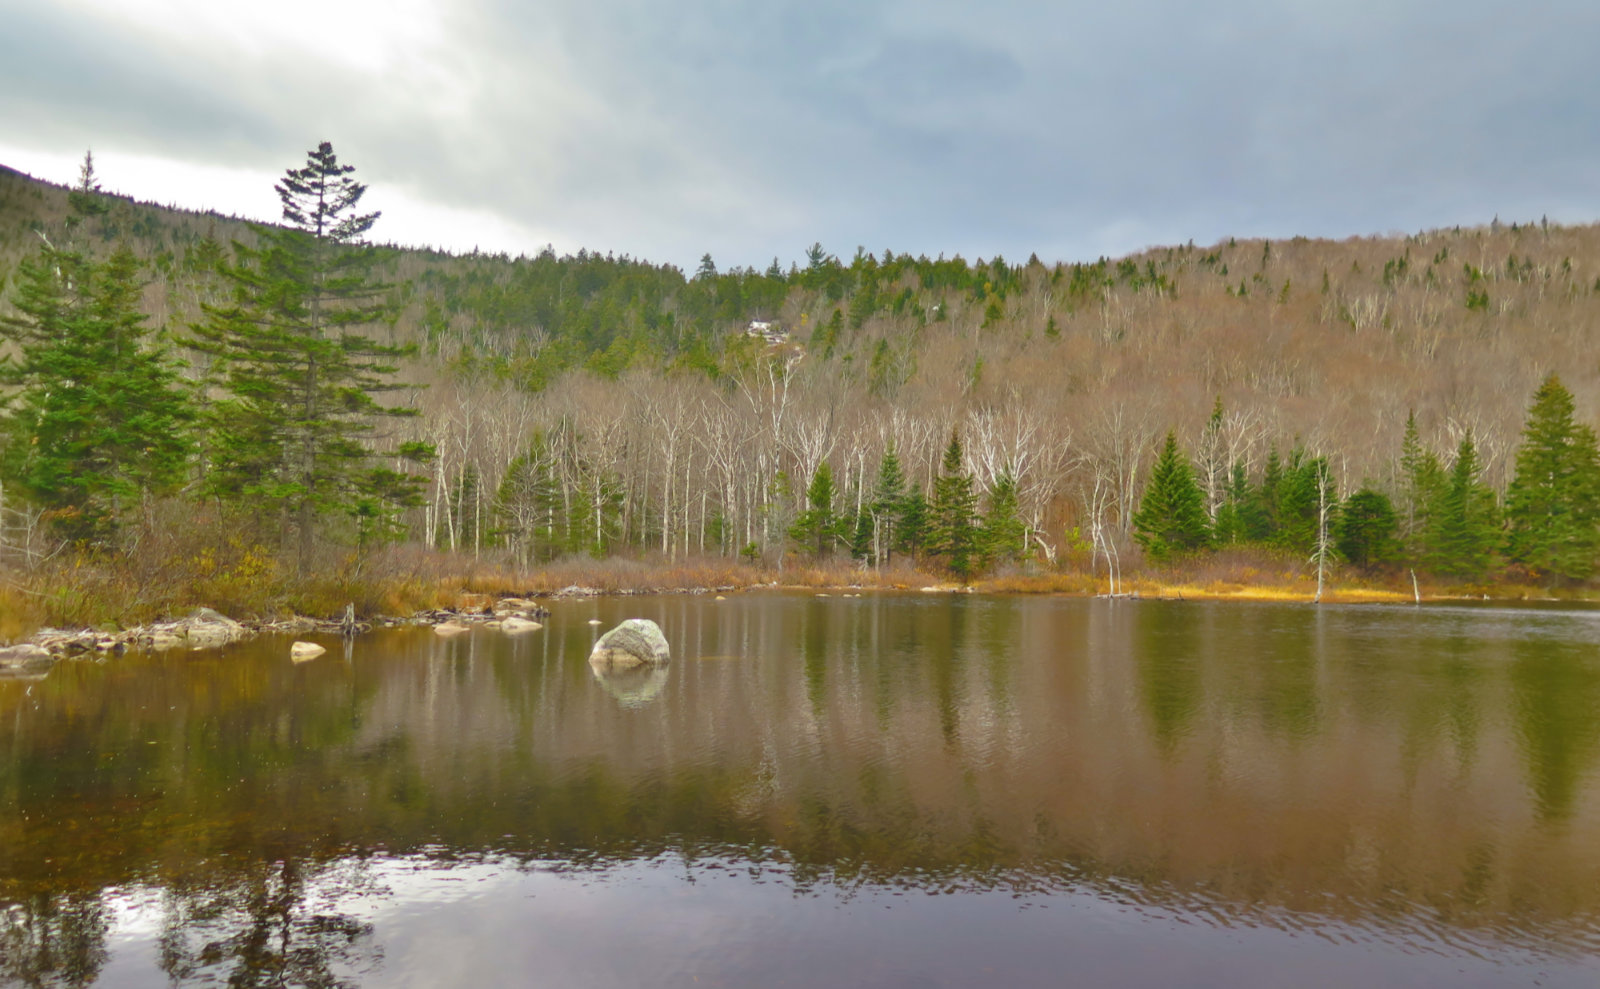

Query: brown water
left=3, top=593, right=1600, bottom=987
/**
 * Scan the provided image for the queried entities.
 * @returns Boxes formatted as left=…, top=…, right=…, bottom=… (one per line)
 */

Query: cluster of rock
left=419, top=597, right=550, bottom=637
left=29, top=607, right=255, bottom=657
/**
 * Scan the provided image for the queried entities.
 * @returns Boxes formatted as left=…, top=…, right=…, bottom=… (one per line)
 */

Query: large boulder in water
left=589, top=619, right=670, bottom=670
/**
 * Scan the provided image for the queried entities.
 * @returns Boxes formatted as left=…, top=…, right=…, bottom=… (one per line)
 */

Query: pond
left=3, top=593, right=1600, bottom=987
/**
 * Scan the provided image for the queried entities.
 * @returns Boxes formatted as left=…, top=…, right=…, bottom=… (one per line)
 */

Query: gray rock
left=0, top=644, right=52, bottom=669
left=588, top=619, right=671, bottom=670
left=180, top=608, right=249, bottom=648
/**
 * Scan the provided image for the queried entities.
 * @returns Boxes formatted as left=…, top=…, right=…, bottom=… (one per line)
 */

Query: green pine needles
left=191, top=142, right=429, bottom=571
left=1506, top=375, right=1600, bottom=582
left=1133, top=432, right=1210, bottom=561
left=0, top=247, right=193, bottom=544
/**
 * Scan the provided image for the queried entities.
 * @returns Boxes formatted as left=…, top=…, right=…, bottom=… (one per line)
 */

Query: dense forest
left=4, top=146, right=1600, bottom=620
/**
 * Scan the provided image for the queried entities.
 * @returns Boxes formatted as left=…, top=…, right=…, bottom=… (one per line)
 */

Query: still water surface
left=4, top=593, right=1600, bottom=986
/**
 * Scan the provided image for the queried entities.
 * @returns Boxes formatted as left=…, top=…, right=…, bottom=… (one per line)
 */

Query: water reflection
left=2, top=595, right=1600, bottom=986
left=1, top=891, right=108, bottom=988
left=591, top=664, right=669, bottom=708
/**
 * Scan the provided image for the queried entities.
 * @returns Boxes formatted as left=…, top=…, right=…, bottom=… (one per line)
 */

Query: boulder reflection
left=591, top=663, right=670, bottom=708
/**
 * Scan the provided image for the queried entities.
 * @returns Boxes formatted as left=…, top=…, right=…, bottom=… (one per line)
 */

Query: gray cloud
left=4, top=0, right=1599, bottom=269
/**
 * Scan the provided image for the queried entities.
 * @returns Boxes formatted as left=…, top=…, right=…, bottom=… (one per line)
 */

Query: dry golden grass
left=8, top=530, right=1600, bottom=646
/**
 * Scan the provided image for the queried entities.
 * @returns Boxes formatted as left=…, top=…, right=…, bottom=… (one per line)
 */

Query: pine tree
left=981, top=471, right=1027, bottom=569
left=1212, top=462, right=1251, bottom=545
left=849, top=507, right=874, bottom=562
left=191, top=142, right=426, bottom=571
left=1336, top=487, right=1400, bottom=570
left=1399, top=410, right=1445, bottom=559
left=1133, top=431, right=1210, bottom=560
left=1253, top=445, right=1285, bottom=542
left=789, top=461, right=839, bottom=559
left=1505, top=375, right=1600, bottom=582
left=897, top=488, right=929, bottom=558
left=929, top=432, right=979, bottom=580
left=872, top=446, right=907, bottom=566
left=1274, top=449, right=1330, bottom=556
left=1426, top=434, right=1500, bottom=579
left=0, top=246, right=193, bottom=544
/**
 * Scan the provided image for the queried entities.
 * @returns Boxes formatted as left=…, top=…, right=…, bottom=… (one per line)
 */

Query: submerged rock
left=0, top=643, right=53, bottom=670
left=290, top=641, right=326, bottom=662
left=588, top=619, right=670, bottom=670
left=182, top=608, right=249, bottom=648
left=433, top=621, right=471, bottom=637
left=501, top=616, right=543, bottom=634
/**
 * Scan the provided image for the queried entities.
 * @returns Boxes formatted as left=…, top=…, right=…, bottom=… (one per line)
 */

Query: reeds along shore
left=1, top=541, right=1580, bottom=647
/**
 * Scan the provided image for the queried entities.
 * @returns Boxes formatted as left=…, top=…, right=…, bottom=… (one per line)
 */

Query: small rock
left=501, top=616, right=543, bottom=634
left=715, top=595, right=726, bottom=601
left=290, top=641, right=326, bottom=662
left=587, top=619, right=603, bottom=626
left=433, top=621, right=471, bottom=637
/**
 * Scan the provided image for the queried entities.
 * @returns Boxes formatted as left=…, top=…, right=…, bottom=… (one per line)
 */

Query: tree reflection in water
left=0, top=891, right=108, bottom=988
left=158, top=858, right=380, bottom=989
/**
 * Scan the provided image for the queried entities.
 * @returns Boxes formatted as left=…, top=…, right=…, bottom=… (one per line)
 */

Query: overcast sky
left=3, top=0, right=1597, bottom=271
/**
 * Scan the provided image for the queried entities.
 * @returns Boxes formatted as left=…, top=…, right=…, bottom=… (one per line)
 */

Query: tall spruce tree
left=929, top=431, right=979, bottom=580
left=1399, top=410, right=1445, bottom=561
left=0, top=247, right=193, bottom=544
left=192, top=142, right=426, bottom=571
left=981, top=471, right=1027, bottom=569
left=1426, top=434, right=1500, bottom=579
left=1505, top=375, right=1600, bottom=582
left=872, top=445, right=907, bottom=566
left=1133, top=431, right=1210, bottom=560
left=789, top=461, right=840, bottom=559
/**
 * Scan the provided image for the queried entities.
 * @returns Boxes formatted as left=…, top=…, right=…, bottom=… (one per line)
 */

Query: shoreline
left=10, top=573, right=1591, bottom=663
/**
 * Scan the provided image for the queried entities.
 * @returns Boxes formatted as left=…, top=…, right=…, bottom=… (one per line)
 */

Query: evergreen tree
left=897, top=488, right=929, bottom=558
left=929, top=432, right=979, bottom=580
left=849, top=507, right=874, bottom=562
left=1274, top=449, right=1330, bottom=555
left=191, top=143, right=426, bottom=571
left=1399, top=410, right=1445, bottom=559
left=1426, top=434, right=1500, bottom=579
left=1212, top=462, right=1251, bottom=545
left=1133, top=431, right=1210, bottom=560
left=1505, top=375, right=1600, bottom=582
left=1252, top=445, right=1285, bottom=542
left=872, top=445, right=907, bottom=566
left=789, top=461, right=839, bottom=559
left=1336, top=487, right=1400, bottom=570
left=980, top=471, right=1027, bottom=569
left=0, top=246, right=193, bottom=544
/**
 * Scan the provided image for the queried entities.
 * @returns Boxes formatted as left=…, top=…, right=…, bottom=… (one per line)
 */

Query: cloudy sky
left=3, top=0, right=1597, bottom=271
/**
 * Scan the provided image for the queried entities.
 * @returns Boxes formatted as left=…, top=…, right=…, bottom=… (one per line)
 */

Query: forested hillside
left=4, top=153, right=1600, bottom=599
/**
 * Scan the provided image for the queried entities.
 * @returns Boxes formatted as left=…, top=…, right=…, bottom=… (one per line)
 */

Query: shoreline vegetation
left=9, top=150, right=1600, bottom=653
left=4, top=543, right=1590, bottom=657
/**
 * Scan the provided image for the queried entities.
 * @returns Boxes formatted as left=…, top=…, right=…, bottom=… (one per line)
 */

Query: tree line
left=5, top=147, right=1600, bottom=589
